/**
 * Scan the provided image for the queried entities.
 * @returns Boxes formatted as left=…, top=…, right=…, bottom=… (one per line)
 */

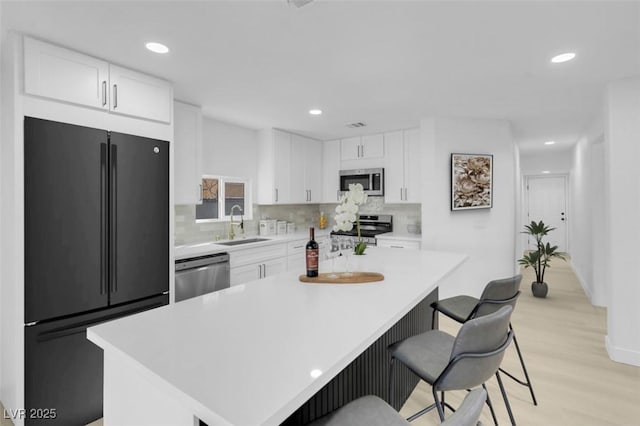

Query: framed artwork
left=451, top=153, right=493, bottom=210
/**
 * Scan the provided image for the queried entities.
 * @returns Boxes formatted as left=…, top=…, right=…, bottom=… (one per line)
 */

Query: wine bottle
left=306, top=227, right=319, bottom=277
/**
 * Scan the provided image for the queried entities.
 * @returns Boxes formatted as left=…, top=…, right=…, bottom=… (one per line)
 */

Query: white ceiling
left=2, top=1, right=639, bottom=153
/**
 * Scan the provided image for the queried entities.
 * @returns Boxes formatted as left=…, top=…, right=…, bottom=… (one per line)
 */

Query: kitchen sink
left=217, top=238, right=271, bottom=246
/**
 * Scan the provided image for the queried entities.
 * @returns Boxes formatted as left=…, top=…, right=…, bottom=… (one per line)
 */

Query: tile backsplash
left=175, top=201, right=421, bottom=244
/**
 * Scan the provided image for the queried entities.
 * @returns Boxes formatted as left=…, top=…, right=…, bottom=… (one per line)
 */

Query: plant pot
left=531, top=281, right=548, bottom=298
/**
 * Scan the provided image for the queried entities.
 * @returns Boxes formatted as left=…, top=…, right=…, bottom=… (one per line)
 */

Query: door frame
left=522, top=173, right=569, bottom=254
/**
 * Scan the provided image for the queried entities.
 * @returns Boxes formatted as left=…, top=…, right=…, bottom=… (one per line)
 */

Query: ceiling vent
left=288, top=0, right=314, bottom=8
left=346, top=122, right=367, bottom=128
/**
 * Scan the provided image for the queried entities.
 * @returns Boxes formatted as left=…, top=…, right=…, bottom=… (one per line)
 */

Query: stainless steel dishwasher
left=175, top=252, right=230, bottom=302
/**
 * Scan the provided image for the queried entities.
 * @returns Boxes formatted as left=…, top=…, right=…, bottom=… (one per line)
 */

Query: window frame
left=195, top=175, right=253, bottom=223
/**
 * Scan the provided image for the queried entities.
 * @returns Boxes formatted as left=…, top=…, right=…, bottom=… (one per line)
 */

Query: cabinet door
left=341, top=137, right=361, bottom=161
left=322, top=140, right=341, bottom=203
left=404, top=128, right=422, bottom=203
left=290, top=134, right=307, bottom=203
left=231, top=264, right=260, bottom=286
left=173, top=101, right=203, bottom=205
left=109, top=64, right=172, bottom=123
left=264, top=258, right=287, bottom=278
left=305, top=138, right=323, bottom=202
left=24, top=37, right=109, bottom=110
left=384, top=131, right=404, bottom=203
left=273, top=130, right=292, bottom=204
left=361, top=134, right=384, bottom=159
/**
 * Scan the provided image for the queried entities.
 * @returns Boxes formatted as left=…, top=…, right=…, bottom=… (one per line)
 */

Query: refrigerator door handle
left=110, top=143, right=118, bottom=294
left=100, top=143, right=107, bottom=295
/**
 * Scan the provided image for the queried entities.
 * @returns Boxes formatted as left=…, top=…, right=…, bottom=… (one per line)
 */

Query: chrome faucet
left=229, top=204, right=244, bottom=240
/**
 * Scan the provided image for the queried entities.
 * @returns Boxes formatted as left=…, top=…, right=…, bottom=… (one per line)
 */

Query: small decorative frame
left=451, top=153, right=493, bottom=210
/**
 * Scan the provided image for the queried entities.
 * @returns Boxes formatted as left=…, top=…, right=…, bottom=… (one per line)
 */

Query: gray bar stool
left=388, top=306, right=515, bottom=425
left=431, top=274, right=537, bottom=407
left=308, top=388, right=487, bottom=426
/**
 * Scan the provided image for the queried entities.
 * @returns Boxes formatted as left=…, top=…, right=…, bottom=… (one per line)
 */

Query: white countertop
left=375, top=232, right=422, bottom=242
left=88, top=248, right=467, bottom=426
left=174, top=228, right=332, bottom=260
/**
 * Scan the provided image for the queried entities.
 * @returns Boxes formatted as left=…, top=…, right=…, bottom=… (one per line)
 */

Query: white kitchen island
left=87, top=248, right=467, bottom=426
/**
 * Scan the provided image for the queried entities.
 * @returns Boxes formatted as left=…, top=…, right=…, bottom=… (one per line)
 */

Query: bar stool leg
left=483, top=383, right=499, bottom=426
left=496, top=371, right=516, bottom=426
left=498, top=323, right=538, bottom=405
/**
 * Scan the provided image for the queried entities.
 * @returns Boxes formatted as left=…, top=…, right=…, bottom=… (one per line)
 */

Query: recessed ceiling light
left=542, top=170, right=551, bottom=174
left=551, top=52, right=576, bottom=63
left=309, top=109, right=323, bottom=116
left=145, top=42, right=169, bottom=54
left=545, top=141, right=556, bottom=145
left=310, top=369, right=323, bottom=378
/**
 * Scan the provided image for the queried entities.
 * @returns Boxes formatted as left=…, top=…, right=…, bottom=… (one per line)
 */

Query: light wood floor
left=401, top=258, right=640, bottom=426
left=3, top=259, right=639, bottom=426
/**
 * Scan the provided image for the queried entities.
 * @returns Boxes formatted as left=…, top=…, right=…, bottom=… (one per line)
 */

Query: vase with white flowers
left=333, top=183, right=369, bottom=255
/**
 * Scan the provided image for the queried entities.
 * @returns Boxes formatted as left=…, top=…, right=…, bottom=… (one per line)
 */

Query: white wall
left=604, top=77, right=640, bottom=366
left=519, top=149, right=573, bottom=175
left=0, top=0, right=4, bottom=402
left=200, top=116, right=259, bottom=199
left=568, top=113, right=606, bottom=307
left=420, top=117, right=517, bottom=298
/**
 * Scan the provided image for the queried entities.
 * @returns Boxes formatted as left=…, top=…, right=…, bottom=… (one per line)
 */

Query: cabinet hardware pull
left=199, top=184, right=203, bottom=202
left=113, top=84, right=118, bottom=108
left=361, top=144, right=364, bottom=158
left=390, top=245, right=403, bottom=249
left=404, top=188, right=408, bottom=200
left=400, top=188, right=403, bottom=200
left=275, top=188, right=279, bottom=202
left=102, top=81, right=107, bottom=106
left=263, top=263, right=267, bottom=277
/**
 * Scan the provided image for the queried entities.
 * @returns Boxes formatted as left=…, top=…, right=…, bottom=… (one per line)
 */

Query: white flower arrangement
left=333, top=183, right=368, bottom=254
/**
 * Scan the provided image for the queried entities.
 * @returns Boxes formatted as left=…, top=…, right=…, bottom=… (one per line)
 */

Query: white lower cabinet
left=230, top=243, right=287, bottom=286
left=376, top=239, right=421, bottom=250
left=231, top=258, right=287, bottom=285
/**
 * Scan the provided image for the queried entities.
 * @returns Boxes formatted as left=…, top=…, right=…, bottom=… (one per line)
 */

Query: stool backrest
left=435, top=305, right=513, bottom=391
left=471, top=274, right=522, bottom=319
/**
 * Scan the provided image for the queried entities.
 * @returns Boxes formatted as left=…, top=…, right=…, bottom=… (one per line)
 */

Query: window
left=196, top=176, right=252, bottom=222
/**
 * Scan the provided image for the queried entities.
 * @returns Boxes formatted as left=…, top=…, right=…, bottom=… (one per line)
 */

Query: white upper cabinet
left=108, top=65, right=172, bottom=123
left=304, top=137, right=323, bottom=203
left=258, top=129, right=292, bottom=204
left=258, top=130, right=322, bottom=205
left=290, top=134, right=322, bottom=203
left=384, top=128, right=421, bottom=203
left=173, top=101, right=203, bottom=205
left=340, top=134, right=384, bottom=161
left=384, top=131, right=405, bottom=203
left=322, top=139, right=341, bottom=203
left=24, top=37, right=109, bottom=110
left=23, top=36, right=172, bottom=123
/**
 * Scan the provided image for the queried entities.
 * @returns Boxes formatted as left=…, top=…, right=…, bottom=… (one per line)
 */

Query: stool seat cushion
left=388, top=330, right=454, bottom=384
left=434, top=295, right=479, bottom=322
left=309, top=395, right=410, bottom=426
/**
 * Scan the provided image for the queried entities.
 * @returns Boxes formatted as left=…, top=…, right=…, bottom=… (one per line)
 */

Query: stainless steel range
left=330, top=214, right=393, bottom=246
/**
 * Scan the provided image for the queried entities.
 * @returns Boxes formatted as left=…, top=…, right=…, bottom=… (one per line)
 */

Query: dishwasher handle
left=175, top=252, right=230, bottom=271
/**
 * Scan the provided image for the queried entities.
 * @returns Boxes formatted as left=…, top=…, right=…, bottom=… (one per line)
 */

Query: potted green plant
left=518, top=220, right=566, bottom=298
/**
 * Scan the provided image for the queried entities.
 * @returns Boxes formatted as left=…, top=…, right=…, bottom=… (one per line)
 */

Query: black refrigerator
left=23, top=117, right=169, bottom=425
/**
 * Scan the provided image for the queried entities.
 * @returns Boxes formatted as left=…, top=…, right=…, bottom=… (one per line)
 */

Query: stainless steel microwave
left=339, top=168, right=384, bottom=196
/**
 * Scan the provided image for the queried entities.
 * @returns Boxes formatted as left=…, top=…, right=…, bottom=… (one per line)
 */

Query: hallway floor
left=401, top=258, right=640, bottom=425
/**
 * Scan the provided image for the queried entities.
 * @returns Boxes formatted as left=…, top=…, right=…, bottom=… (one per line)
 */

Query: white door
left=526, top=176, right=568, bottom=252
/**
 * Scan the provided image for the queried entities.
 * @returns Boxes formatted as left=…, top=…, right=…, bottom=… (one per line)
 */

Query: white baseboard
left=605, top=335, right=640, bottom=367
left=569, top=259, right=608, bottom=308
left=570, top=260, right=592, bottom=300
